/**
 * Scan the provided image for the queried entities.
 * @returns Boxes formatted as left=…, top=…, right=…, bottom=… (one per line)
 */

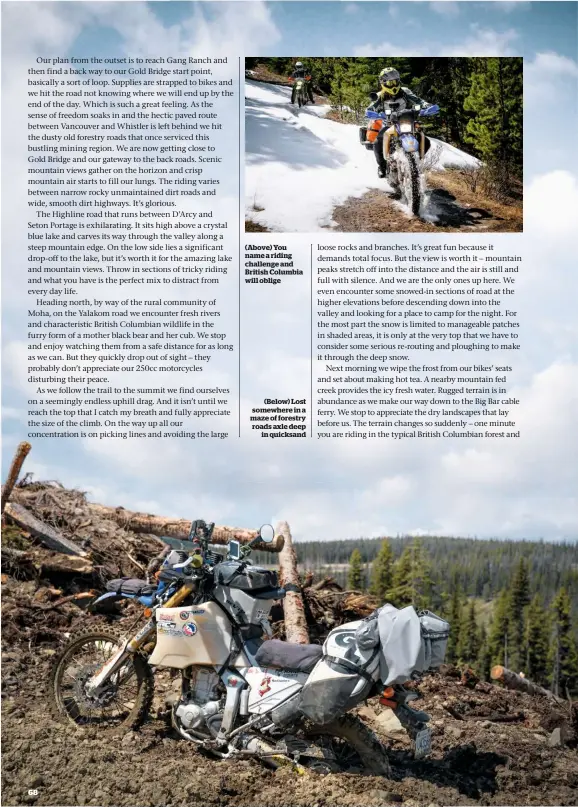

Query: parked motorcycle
left=49, top=525, right=449, bottom=774
left=365, top=103, right=440, bottom=216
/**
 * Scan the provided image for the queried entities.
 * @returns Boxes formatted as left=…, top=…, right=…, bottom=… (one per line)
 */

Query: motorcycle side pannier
left=298, top=622, right=377, bottom=725
left=416, top=610, right=450, bottom=670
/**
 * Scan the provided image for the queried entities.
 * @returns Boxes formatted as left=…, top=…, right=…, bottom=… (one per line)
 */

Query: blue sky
left=2, top=1, right=578, bottom=543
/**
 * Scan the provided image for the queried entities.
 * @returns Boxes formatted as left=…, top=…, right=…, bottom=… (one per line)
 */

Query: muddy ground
left=2, top=626, right=577, bottom=807
left=1, top=489, right=575, bottom=807
left=330, top=171, right=522, bottom=234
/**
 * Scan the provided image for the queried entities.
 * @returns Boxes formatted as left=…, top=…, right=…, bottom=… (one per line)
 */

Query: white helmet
left=295, top=61, right=303, bottom=68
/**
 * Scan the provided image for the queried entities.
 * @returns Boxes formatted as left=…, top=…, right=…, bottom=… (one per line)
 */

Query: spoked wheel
left=405, top=153, right=422, bottom=216
left=303, top=713, right=390, bottom=775
left=49, top=625, right=154, bottom=734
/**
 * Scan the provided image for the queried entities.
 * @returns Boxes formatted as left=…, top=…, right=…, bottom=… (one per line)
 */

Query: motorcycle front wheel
left=49, top=625, right=154, bottom=734
left=304, top=713, right=391, bottom=775
left=404, top=153, right=421, bottom=217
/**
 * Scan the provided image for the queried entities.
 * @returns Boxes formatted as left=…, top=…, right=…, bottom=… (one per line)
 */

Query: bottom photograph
left=2, top=464, right=577, bottom=807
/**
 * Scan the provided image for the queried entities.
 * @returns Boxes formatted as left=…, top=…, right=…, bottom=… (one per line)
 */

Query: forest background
left=246, top=56, right=523, bottom=193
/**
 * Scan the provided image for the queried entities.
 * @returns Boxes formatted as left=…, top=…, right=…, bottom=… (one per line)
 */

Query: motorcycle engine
left=174, top=668, right=223, bottom=733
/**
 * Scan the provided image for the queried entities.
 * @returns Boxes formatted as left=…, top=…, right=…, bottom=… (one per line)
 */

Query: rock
left=548, top=727, right=565, bottom=747
left=121, top=732, right=137, bottom=747
left=375, top=707, right=405, bottom=737
left=29, top=775, right=44, bottom=788
left=532, top=733, right=547, bottom=743
left=366, top=788, right=402, bottom=803
left=447, top=726, right=464, bottom=740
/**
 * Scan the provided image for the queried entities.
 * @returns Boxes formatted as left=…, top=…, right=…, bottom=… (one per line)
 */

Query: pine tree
left=347, top=549, right=365, bottom=591
left=389, top=540, right=433, bottom=609
left=464, top=56, right=523, bottom=187
left=525, top=594, right=550, bottom=687
left=509, top=558, right=531, bottom=672
left=369, top=539, right=394, bottom=602
left=458, top=601, right=480, bottom=665
left=488, top=587, right=511, bottom=667
left=409, top=539, right=433, bottom=610
left=477, top=622, right=492, bottom=680
left=445, top=578, right=463, bottom=664
left=548, top=588, right=578, bottom=697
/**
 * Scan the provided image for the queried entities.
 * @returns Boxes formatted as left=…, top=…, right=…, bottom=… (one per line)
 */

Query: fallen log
left=491, top=666, right=560, bottom=702
left=12, top=491, right=284, bottom=553
left=1, top=547, right=93, bottom=577
left=277, top=520, right=309, bottom=644
left=4, top=502, right=88, bottom=557
left=1, top=442, right=31, bottom=514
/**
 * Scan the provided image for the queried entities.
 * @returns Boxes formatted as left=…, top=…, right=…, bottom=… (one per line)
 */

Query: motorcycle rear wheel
left=49, top=625, right=154, bottom=734
left=304, top=713, right=390, bottom=775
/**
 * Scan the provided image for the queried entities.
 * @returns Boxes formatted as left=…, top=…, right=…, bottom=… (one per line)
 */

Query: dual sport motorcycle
left=364, top=102, right=440, bottom=216
left=49, top=524, right=449, bottom=775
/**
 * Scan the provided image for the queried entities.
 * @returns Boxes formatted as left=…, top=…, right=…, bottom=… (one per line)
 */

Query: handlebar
left=365, top=103, right=439, bottom=121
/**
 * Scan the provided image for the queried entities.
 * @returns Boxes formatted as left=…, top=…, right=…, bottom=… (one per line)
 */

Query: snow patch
left=245, top=80, right=480, bottom=232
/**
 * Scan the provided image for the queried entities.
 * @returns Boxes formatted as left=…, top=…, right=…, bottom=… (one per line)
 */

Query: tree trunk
left=491, top=665, right=560, bottom=701
left=11, top=492, right=284, bottom=554
left=276, top=520, right=309, bottom=644
left=4, top=502, right=88, bottom=557
left=1, top=441, right=31, bottom=514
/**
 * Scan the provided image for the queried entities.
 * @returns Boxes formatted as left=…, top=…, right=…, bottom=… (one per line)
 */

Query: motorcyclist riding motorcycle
left=290, top=61, right=315, bottom=105
left=360, top=67, right=434, bottom=179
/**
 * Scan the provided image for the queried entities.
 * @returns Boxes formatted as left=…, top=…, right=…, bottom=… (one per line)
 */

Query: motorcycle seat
left=255, top=639, right=323, bottom=673
left=106, top=578, right=157, bottom=597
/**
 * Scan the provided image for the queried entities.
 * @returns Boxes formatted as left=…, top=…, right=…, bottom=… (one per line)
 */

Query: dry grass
left=245, top=219, right=270, bottom=232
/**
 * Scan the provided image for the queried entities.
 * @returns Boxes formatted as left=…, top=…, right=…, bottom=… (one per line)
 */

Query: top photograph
left=245, top=56, right=523, bottom=233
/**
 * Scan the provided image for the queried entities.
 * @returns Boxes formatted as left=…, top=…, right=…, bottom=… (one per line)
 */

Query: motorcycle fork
left=86, top=582, right=195, bottom=695
left=419, top=131, right=425, bottom=159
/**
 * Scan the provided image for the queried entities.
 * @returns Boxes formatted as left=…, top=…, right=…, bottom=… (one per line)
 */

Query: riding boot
left=374, top=138, right=387, bottom=179
left=291, top=87, right=296, bottom=105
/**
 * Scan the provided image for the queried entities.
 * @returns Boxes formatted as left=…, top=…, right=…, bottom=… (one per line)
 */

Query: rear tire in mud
left=49, top=625, right=154, bottom=735
left=304, top=713, right=391, bottom=775
left=405, top=153, right=421, bottom=217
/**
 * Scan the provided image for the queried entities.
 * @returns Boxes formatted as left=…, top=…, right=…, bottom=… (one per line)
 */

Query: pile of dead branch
left=271, top=574, right=379, bottom=642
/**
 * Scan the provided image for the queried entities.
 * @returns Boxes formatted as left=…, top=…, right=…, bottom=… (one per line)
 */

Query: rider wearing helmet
left=360, top=66, right=434, bottom=179
left=290, top=61, right=315, bottom=105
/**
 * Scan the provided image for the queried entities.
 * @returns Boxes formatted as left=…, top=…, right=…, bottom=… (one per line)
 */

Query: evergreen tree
left=389, top=546, right=413, bottom=607
left=509, top=558, right=531, bottom=672
left=369, top=539, right=394, bottom=602
left=548, top=588, right=578, bottom=697
left=445, top=577, right=463, bottom=664
left=488, top=587, right=511, bottom=667
left=525, top=594, right=550, bottom=687
left=347, top=548, right=365, bottom=591
left=477, top=622, right=492, bottom=680
left=464, top=57, right=523, bottom=186
left=409, top=539, right=433, bottom=609
left=389, top=540, right=433, bottom=609
left=458, top=600, right=480, bottom=665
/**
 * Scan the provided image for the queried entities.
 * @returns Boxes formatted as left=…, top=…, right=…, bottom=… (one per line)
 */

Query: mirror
left=258, top=524, right=275, bottom=544
left=369, top=91, right=378, bottom=102
left=228, top=540, right=241, bottom=560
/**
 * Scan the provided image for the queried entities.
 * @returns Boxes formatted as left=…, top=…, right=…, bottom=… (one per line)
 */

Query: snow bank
left=244, top=80, right=480, bottom=232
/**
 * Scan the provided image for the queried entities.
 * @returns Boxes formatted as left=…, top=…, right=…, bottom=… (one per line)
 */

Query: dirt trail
left=330, top=171, right=522, bottom=234
left=2, top=634, right=577, bottom=807
left=1, top=488, right=574, bottom=807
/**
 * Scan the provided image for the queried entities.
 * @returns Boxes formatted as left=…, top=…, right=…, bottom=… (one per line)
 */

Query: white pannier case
left=298, top=621, right=380, bottom=725
left=299, top=604, right=451, bottom=725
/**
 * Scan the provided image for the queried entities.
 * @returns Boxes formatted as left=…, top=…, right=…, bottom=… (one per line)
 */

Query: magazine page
left=1, top=1, right=577, bottom=805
